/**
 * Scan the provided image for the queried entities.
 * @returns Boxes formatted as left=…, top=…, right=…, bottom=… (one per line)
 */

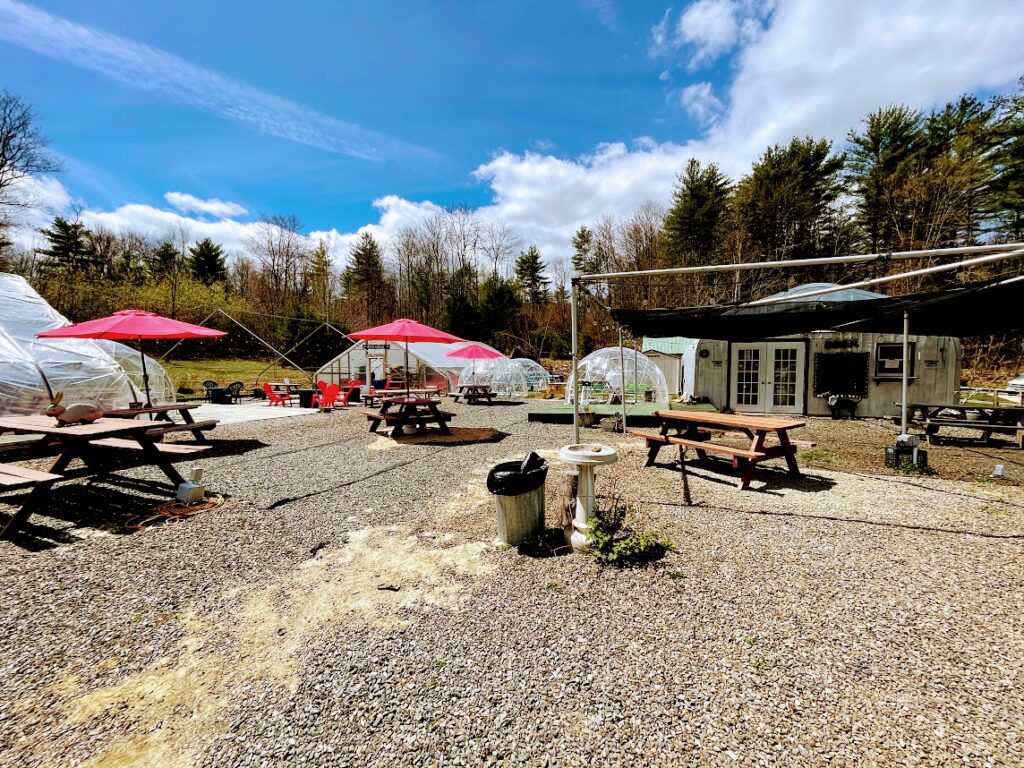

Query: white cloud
left=163, top=192, right=248, bottom=218
left=0, top=0, right=436, bottom=163
left=578, top=0, right=618, bottom=30
left=678, top=82, right=724, bottom=125
left=652, top=0, right=773, bottom=68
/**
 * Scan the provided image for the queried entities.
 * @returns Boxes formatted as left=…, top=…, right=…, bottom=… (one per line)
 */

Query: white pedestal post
left=558, top=443, right=618, bottom=552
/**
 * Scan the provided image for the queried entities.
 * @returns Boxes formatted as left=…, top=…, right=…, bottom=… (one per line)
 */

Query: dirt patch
left=39, top=526, right=495, bottom=768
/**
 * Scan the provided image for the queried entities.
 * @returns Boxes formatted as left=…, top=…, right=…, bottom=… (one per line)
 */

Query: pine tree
left=188, top=237, right=227, bottom=285
left=147, top=240, right=181, bottom=279
left=514, top=245, right=549, bottom=304
left=571, top=225, right=594, bottom=273
left=306, top=240, right=335, bottom=321
left=342, top=232, right=389, bottom=324
left=35, top=216, right=95, bottom=274
left=661, top=159, right=732, bottom=267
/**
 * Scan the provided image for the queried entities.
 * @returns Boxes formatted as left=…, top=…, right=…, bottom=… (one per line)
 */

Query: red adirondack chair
left=262, top=382, right=294, bottom=407
left=313, top=382, right=341, bottom=409
left=337, top=379, right=361, bottom=408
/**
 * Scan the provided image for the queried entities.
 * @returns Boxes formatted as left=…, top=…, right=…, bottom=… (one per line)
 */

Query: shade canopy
left=445, top=342, right=503, bottom=360
left=37, top=309, right=227, bottom=340
left=348, top=319, right=462, bottom=344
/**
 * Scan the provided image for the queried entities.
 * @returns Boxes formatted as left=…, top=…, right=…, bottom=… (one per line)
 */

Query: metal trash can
left=487, top=452, right=548, bottom=546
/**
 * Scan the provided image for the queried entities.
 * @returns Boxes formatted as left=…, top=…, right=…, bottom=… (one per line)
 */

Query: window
left=874, top=342, right=915, bottom=379
left=813, top=352, right=869, bottom=397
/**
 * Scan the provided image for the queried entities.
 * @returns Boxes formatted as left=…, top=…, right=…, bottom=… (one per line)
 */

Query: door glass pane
left=736, top=348, right=760, bottom=406
left=773, top=347, right=798, bottom=406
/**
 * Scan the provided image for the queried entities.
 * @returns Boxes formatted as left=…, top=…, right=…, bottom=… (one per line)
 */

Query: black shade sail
left=611, top=278, right=1024, bottom=341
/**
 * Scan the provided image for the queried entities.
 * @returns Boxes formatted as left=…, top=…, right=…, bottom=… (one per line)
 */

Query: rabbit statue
left=44, top=391, right=102, bottom=427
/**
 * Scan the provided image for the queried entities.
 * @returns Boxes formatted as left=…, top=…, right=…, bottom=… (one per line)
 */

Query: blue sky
left=2, top=0, right=1023, bottom=262
left=2, top=1, right=701, bottom=231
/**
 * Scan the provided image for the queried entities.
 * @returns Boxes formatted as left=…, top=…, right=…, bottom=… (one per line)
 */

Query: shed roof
left=641, top=337, right=695, bottom=355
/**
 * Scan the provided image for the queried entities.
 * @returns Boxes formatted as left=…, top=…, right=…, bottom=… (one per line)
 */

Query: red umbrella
left=444, top=343, right=503, bottom=360
left=38, top=309, right=226, bottom=406
left=349, top=319, right=462, bottom=396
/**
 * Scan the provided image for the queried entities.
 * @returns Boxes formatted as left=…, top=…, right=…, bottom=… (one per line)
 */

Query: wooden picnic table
left=103, top=402, right=217, bottom=443
left=453, top=384, right=496, bottom=404
left=0, top=415, right=209, bottom=539
left=362, top=387, right=439, bottom=408
left=907, top=402, right=1024, bottom=447
left=365, top=396, right=454, bottom=437
left=544, top=381, right=567, bottom=399
left=630, top=410, right=805, bottom=490
left=265, top=381, right=304, bottom=392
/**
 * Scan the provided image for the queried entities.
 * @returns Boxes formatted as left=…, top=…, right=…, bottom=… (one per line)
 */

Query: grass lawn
left=161, top=359, right=315, bottom=393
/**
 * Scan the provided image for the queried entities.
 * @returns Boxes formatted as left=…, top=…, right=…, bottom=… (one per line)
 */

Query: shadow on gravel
left=175, top=437, right=268, bottom=458
left=0, top=483, right=174, bottom=551
left=392, top=428, right=510, bottom=447
left=516, top=528, right=573, bottom=558
left=652, top=459, right=837, bottom=494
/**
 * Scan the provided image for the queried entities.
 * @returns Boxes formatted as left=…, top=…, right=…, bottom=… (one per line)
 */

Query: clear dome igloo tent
left=513, top=358, right=550, bottom=391
left=460, top=357, right=529, bottom=398
left=0, top=274, right=175, bottom=414
left=566, top=347, right=669, bottom=405
left=95, top=340, right=176, bottom=406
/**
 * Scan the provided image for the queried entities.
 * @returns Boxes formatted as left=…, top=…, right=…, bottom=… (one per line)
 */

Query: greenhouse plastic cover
left=565, top=347, right=669, bottom=405
left=460, top=357, right=528, bottom=397
left=0, top=273, right=175, bottom=415
left=512, top=358, right=550, bottom=391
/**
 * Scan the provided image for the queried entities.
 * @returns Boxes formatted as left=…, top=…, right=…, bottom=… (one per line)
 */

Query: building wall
left=688, top=333, right=960, bottom=417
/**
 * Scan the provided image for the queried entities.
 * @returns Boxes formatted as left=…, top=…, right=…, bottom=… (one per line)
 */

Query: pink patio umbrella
left=37, top=309, right=226, bottom=407
left=445, top=342, right=504, bottom=383
left=349, top=318, right=463, bottom=396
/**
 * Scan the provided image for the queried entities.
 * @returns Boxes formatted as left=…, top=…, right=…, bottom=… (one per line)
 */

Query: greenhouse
left=565, top=347, right=669, bottom=405
left=0, top=274, right=175, bottom=415
left=512, top=358, right=550, bottom=392
left=460, top=357, right=529, bottom=398
left=316, top=339, right=504, bottom=392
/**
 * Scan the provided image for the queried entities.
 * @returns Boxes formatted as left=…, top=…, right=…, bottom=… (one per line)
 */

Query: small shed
left=640, top=284, right=962, bottom=418
left=640, top=337, right=694, bottom=395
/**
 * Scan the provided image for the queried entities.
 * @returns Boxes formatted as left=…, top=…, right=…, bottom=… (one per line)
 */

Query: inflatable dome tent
left=565, top=347, right=669, bottom=405
left=0, top=274, right=176, bottom=415
left=460, top=357, right=529, bottom=398
left=512, top=358, right=550, bottom=392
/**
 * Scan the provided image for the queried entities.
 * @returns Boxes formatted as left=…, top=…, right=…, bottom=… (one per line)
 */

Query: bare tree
left=168, top=219, right=193, bottom=317
left=481, top=218, right=520, bottom=276
left=0, top=90, right=62, bottom=212
left=243, top=214, right=309, bottom=306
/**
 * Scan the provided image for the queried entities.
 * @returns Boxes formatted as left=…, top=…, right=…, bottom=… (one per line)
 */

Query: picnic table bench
left=103, top=402, right=217, bottom=443
left=365, top=396, right=455, bottom=437
left=630, top=410, right=804, bottom=490
left=362, top=387, right=439, bottom=408
left=0, top=415, right=209, bottom=539
left=906, top=402, right=1024, bottom=448
left=452, top=384, right=496, bottom=404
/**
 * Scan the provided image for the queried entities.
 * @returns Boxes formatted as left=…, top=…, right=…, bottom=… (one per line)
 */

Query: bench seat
left=628, top=429, right=765, bottom=461
left=365, top=411, right=454, bottom=423
left=144, top=419, right=218, bottom=437
left=0, top=463, right=62, bottom=488
left=91, top=438, right=210, bottom=455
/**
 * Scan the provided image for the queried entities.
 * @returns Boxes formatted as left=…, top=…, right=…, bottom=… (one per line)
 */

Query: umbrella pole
left=139, top=338, right=152, bottom=408
left=405, top=338, right=411, bottom=397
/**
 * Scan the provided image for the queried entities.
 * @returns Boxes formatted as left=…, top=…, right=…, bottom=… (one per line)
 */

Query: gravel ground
left=1, top=400, right=1022, bottom=767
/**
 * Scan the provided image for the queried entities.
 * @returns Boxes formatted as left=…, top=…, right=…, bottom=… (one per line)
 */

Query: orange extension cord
left=124, top=493, right=225, bottom=531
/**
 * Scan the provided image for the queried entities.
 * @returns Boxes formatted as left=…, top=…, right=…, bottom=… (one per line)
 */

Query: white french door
left=730, top=342, right=805, bottom=414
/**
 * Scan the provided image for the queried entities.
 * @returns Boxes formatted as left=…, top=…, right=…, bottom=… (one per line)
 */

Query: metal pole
left=571, top=279, right=580, bottom=443
left=745, top=248, right=1024, bottom=307
left=618, top=328, right=627, bottom=432
left=901, top=310, right=910, bottom=435
left=579, top=242, right=1024, bottom=283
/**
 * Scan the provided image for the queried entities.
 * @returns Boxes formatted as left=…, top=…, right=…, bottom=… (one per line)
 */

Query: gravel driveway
left=1, top=401, right=1021, bottom=767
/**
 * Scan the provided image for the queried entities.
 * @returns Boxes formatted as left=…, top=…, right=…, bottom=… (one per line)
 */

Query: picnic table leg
left=0, top=479, right=58, bottom=539
left=178, top=408, right=209, bottom=443
left=135, top=436, right=187, bottom=487
left=777, top=430, right=801, bottom=476
left=737, top=432, right=768, bottom=490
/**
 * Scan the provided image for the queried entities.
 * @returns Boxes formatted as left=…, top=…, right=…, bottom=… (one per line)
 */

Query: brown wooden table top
left=653, top=410, right=806, bottom=432
left=0, top=415, right=158, bottom=438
